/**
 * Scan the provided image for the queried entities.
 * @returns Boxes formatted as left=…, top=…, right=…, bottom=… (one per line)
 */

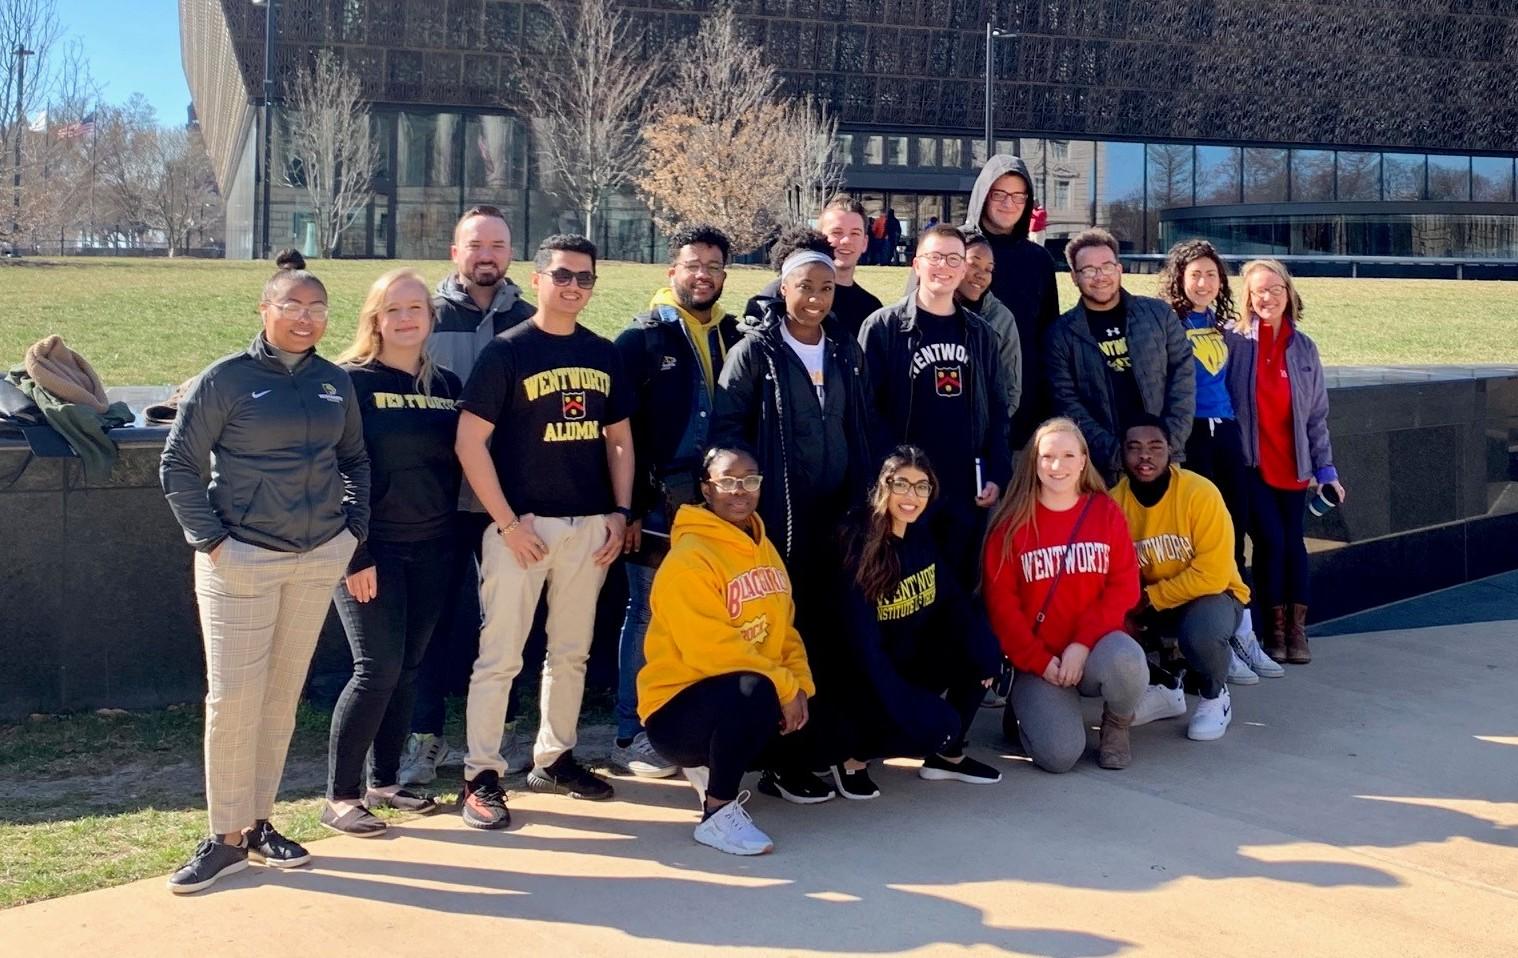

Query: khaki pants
left=195, top=530, right=355, bottom=834
left=466, top=515, right=609, bottom=777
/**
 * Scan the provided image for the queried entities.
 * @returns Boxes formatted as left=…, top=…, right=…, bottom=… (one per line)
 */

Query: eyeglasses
left=920, top=252, right=966, bottom=268
left=266, top=301, right=330, bottom=321
left=707, top=474, right=763, bottom=493
left=539, top=268, right=597, bottom=289
left=676, top=261, right=726, bottom=276
left=988, top=189, right=1029, bottom=205
left=887, top=478, right=934, bottom=498
left=1254, top=284, right=1288, bottom=298
left=1074, top=262, right=1121, bottom=281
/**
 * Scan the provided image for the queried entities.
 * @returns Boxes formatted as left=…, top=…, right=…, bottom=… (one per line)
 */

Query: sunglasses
left=539, top=267, right=597, bottom=289
left=707, top=474, right=763, bottom=493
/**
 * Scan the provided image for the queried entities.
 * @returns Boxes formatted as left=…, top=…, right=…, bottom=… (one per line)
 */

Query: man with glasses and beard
left=455, top=235, right=635, bottom=828
left=609, top=224, right=742, bottom=779
left=1046, top=228, right=1194, bottom=484
left=399, top=205, right=538, bottom=788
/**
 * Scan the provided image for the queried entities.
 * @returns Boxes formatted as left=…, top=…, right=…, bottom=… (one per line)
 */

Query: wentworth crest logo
left=935, top=365, right=963, bottom=397
left=562, top=392, right=587, bottom=420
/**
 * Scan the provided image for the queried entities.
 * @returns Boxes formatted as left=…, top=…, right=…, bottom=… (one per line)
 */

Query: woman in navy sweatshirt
left=323, top=268, right=464, bottom=836
left=832, top=446, right=1004, bottom=798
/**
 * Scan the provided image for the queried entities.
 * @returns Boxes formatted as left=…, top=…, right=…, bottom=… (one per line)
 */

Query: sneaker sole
left=917, top=767, right=1001, bottom=785
left=617, top=760, right=680, bottom=780
left=694, top=833, right=773, bottom=856
left=1227, top=670, right=1261, bottom=686
left=1251, top=665, right=1286, bottom=678
left=526, top=775, right=614, bottom=801
left=166, top=857, right=248, bottom=894
left=757, top=782, right=836, bottom=805
left=461, top=807, right=512, bottom=830
left=320, top=820, right=388, bottom=838
left=247, top=848, right=310, bottom=869
left=829, top=768, right=881, bottom=801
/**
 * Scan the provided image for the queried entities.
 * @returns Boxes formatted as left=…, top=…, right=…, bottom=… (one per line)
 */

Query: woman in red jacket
left=982, top=418, right=1144, bottom=772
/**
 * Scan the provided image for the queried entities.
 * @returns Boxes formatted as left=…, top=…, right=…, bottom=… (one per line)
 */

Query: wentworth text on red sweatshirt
left=982, top=493, right=1141, bottom=675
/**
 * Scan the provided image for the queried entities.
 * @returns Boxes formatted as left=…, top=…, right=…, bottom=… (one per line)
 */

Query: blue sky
left=61, top=0, right=191, bottom=123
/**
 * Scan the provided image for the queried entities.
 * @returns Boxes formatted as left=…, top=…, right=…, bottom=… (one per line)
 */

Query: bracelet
left=499, top=518, right=520, bottom=536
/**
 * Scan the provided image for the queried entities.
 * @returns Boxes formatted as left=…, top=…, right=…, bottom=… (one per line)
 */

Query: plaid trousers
left=194, top=530, right=355, bottom=835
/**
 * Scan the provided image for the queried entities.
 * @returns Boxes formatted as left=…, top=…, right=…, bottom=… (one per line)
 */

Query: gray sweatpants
left=1149, top=592, right=1240, bottom=700
left=1011, top=630, right=1147, bottom=774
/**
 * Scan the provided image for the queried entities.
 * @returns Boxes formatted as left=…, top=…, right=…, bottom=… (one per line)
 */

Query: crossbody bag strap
left=1032, top=494, right=1097, bottom=635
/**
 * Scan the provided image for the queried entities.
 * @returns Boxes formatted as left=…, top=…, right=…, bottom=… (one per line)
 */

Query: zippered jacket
left=1223, top=318, right=1338, bottom=485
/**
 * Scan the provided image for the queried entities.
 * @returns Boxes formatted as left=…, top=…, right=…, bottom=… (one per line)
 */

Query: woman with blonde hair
left=321, top=268, right=464, bottom=836
left=981, top=418, right=1144, bottom=772
left=1224, top=259, right=1344, bottom=665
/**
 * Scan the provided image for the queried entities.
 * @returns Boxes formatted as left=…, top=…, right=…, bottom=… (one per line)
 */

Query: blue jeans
left=615, top=561, right=657, bottom=740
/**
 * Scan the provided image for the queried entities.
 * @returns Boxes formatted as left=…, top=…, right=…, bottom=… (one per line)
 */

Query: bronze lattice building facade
left=180, top=0, right=1518, bottom=261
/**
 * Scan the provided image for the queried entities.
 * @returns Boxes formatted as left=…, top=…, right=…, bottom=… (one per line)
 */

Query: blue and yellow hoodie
left=637, top=504, right=815, bottom=722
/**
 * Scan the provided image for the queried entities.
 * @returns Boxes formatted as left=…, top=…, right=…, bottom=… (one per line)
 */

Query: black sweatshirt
left=342, top=361, right=463, bottom=571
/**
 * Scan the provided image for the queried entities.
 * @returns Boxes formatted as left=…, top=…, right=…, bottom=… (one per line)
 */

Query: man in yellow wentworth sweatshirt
left=1112, top=416, right=1250, bottom=742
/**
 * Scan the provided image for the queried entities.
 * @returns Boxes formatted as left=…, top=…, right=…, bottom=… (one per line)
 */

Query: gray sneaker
left=1233, top=631, right=1286, bottom=678
left=611, top=732, right=678, bottom=778
left=398, top=733, right=449, bottom=786
left=1227, top=648, right=1261, bottom=685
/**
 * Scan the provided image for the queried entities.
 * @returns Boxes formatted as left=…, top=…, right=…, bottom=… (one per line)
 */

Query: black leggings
left=645, top=672, right=836, bottom=803
left=1249, top=469, right=1310, bottom=608
left=328, top=534, right=454, bottom=799
left=1184, top=417, right=1250, bottom=579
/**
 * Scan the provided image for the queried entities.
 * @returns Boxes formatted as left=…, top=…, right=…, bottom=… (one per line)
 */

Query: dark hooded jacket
left=427, top=273, right=534, bottom=383
left=713, top=299, right=876, bottom=565
left=965, top=155, right=1061, bottom=450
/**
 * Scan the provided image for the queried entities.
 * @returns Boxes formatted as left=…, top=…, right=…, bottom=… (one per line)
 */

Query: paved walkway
left=5, top=619, right=1517, bottom=957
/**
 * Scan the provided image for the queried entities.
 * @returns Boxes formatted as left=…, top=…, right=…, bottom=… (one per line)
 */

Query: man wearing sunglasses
left=454, top=234, right=635, bottom=828
left=609, top=223, right=742, bottom=780
left=858, top=223, right=1011, bottom=584
left=1046, top=228, right=1195, bottom=483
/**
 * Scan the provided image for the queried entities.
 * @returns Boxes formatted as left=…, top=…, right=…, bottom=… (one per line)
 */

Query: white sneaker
left=1131, top=683, right=1187, bottom=727
left=1227, top=648, right=1260, bottom=685
left=1233, top=631, right=1285, bottom=679
left=692, top=791, right=773, bottom=856
left=611, top=732, right=678, bottom=778
left=1188, top=686, right=1232, bottom=741
left=683, top=766, right=710, bottom=806
left=397, top=733, right=449, bottom=786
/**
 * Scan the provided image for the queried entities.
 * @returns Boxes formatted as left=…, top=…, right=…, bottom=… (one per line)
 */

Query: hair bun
left=274, top=248, right=306, bottom=271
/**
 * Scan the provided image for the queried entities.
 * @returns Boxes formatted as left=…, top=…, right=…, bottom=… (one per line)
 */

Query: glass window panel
left=941, top=137, right=963, bottom=167
left=971, top=139, right=988, bottom=167
left=996, top=138, right=1016, bottom=157
left=1096, top=141, right=1145, bottom=251
left=1146, top=143, right=1193, bottom=209
left=1291, top=150, right=1334, bottom=202
left=1054, top=179, right=1072, bottom=210
left=1473, top=156, right=1514, bottom=201
left=1051, top=140, right=1070, bottom=162
left=916, top=194, right=943, bottom=231
left=887, top=136, right=909, bottom=166
left=1383, top=153, right=1425, bottom=200
left=1195, top=146, right=1240, bottom=205
left=369, top=113, right=395, bottom=184
left=863, top=135, right=883, bottom=165
left=1337, top=151, right=1380, bottom=200
left=1243, top=148, right=1288, bottom=203
left=917, top=136, right=937, bottom=166
left=1428, top=154, right=1470, bottom=201
left=398, top=112, right=461, bottom=188
left=465, top=115, right=524, bottom=190
left=836, top=133, right=854, bottom=166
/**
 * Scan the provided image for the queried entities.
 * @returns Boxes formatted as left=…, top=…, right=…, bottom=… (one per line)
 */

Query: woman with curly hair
left=1155, top=241, right=1278, bottom=683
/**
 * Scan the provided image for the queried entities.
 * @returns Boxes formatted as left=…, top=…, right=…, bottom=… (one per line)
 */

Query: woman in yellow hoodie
left=639, top=446, right=822, bottom=856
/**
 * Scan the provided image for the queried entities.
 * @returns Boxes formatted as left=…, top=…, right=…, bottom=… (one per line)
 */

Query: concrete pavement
left=4, top=618, right=1517, bottom=957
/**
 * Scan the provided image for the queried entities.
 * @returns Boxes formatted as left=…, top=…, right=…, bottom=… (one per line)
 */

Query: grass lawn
left=3, top=257, right=1516, bottom=385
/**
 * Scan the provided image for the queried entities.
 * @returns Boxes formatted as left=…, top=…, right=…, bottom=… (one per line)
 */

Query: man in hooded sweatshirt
left=963, top=155, right=1060, bottom=451
left=610, top=223, right=742, bottom=779
left=399, top=205, right=537, bottom=787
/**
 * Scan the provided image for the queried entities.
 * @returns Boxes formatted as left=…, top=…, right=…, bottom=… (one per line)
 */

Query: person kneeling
left=638, top=446, right=831, bottom=856
left=1111, top=417, right=1248, bottom=741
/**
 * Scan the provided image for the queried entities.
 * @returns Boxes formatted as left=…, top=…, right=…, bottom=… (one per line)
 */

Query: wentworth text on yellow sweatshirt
left=637, top=504, right=815, bottom=722
left=1112, top=465, right=1251, bottom=611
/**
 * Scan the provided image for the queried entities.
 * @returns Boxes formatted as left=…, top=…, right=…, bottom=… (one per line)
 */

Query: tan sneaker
left=1098, top=707, right=1133, bottom=770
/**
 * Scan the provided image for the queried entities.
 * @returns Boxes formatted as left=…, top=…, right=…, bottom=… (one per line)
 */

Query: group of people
left=156, top=154, right=1342, bottom=891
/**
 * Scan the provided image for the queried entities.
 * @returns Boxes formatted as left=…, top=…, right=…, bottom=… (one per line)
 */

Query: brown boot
left=1286, top=603, right=1312, bottom=664
left=1097, top=708, right=1133, bottom=770
left=1264, top=605, right=1288, bottom=663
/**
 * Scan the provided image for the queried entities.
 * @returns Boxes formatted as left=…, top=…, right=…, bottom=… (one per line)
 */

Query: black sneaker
left=829, top=764, right=881, bottom=800
left=756, top=769, right=836, bottom=804
left=918, top=752, right=1002, bottom=785
left=461, top=770, right=512, bottom=829
left=526, top=752, right=614, bottom=801
left=166, top=837, right=248, bottom=894
left=247, top=819, right=311, bottom=867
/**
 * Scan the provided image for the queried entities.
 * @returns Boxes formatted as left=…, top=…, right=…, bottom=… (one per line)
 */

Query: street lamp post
left=12, top=44, right=35, bottom=245
left=252, top=0, right=276, bottom=259
left=983, top=24, right=1016, bottom=162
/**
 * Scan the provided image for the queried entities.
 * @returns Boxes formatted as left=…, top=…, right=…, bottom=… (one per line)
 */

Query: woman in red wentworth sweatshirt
left=982, top=418, right=1144, bottom=772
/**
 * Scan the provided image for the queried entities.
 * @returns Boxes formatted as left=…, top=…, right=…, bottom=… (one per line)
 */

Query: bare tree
left=0, top=0, right=62, bottom=247
left=517, top=0, right=660, bottom=240
left=139, top=127, right=217, bottom=256
left=775, top=95, right=842, bottom=229
left=94, top=96, right=159, bottom=248
left=282, top=49, right=374, bottom=257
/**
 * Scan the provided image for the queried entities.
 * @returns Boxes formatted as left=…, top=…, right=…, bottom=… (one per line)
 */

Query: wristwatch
left=613, top=506, right=635, bottom=521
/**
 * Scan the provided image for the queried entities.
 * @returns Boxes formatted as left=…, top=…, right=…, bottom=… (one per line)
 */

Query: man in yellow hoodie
left=1112, top=416, right=1249, bottom=742
left=639, top=446, right=829, bottom=856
